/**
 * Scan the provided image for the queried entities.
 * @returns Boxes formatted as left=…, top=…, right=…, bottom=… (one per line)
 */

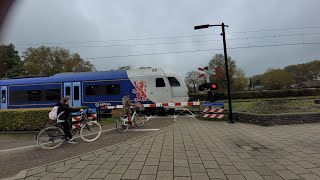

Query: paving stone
left=145, top=157, right=160, bottom=166
left=70, top=172, right=92, bottom=180
left=215, top=157, right=233, bottom=166
left=160, top=155, right=174, bottom=162
left=262, top=175, right=284, bottom=180
left=60, top=169, right=82, bottom=178
left=206, top=168, right=227, bottom=179
left=117, top=157, right=133, bottom=165
left=38, top=172, right=62, bottom=180
left=285, top=165, right=310, bottom=174
left=90, top=157, right=108, bottom=165
left=156, top=171, right=173, bottom=180
left=122, top=169, right=141, bottom=179
left=240, top=171, right=264, bottom=180
left=226, top=174, right=247, bottom=180
left=187, top=156, right=202, bottom=164
left=27, top=166, right=47, bottom=176
left=104, top=173, right=123, bottom=180
left=133, top=155, right=148, bottom=162
left=174, top=167, right=191, bottom=177
left=174, top=177, right=191, bottom=180
left=128, top=162, right=145, bottom=170
left=80, top=164, right=100, bottom=174
left=141, top=166, right=158, bottom=175
left=107, top=155, right=123, bottom=162
left=275, top=170, right=301, bottom=180
left=174, top=159, right=189, bottom=167
left=191, top=172, right=209, bottom=180
left=25, top=177, right=40, bottom=180
left=52, top=165, right=73, bottom=173
left=189, top=163, right=206, bottom=173
left=89, top=169, right=110, bottom=179
left=296, top=161, right=318, bottom=169
left=200, top=154, right=215, bottom=161
left=159, top=162, right=174, bottom=171
left=139, top=175, right=156, bottom=180
left=309, top=168, right=320, bottom=176
left=99, top=161, right=117, bottom=170
left=299, top=173, right=320, bottom=180
left=174, top=153, right=187, bottom=160
left=110, top=165, right=129, bottom=174
left=220, top=165, right=241, bottom=175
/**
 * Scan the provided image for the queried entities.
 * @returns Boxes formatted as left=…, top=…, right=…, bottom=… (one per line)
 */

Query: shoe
left=68, top=139, right=78, bottom=144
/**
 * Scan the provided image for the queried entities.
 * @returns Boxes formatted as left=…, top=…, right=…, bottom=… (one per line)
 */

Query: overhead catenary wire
left=13, top=32, right=320, bottom=49
left=8, top=26, right=320, bottom=47
left=84, top=41, right=320, bottom=60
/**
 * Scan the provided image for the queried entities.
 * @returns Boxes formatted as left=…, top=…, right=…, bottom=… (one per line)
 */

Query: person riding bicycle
left=56, top=96, right=83, bottom=144
left=122, top=92, right=134, bottom=127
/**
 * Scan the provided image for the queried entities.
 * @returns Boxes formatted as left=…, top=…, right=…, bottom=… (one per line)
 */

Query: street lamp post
left=194, top=22, right=235, bottom=123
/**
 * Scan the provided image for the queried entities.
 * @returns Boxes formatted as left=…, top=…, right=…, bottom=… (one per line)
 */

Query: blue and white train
left=0, top=67, right=189, bottom=110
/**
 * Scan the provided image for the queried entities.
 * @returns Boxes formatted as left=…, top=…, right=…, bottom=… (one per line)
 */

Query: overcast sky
left=2, top=0, right=320, bottom=79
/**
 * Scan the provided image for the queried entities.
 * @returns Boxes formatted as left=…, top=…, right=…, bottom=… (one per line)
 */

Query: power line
left=9, top=26, right=320, bottom=47
left=84, top=41, right=320, bottom=60
left=18, top=32, right=320, bottom=49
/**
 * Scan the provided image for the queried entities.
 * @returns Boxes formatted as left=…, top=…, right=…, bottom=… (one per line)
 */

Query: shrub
left=189, top=88, right=320, bottom=101
left=0, top=108, right=52, bottom=131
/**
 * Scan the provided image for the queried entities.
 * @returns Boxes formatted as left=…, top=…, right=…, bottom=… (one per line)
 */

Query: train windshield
left=168, top=77, right=180, bottom=87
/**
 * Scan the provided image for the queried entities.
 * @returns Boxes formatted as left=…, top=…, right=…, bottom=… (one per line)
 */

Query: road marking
left=127, top=129, right=160, bottom=132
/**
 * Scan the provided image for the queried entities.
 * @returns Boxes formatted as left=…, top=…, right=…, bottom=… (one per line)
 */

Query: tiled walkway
left=12, top=118, right=320, bottom=180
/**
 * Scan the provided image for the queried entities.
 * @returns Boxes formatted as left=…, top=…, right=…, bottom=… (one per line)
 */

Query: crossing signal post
left=194, top=22, right=235, bottom=123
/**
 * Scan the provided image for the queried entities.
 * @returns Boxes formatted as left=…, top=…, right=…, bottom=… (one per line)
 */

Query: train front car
left=127, top=67, right=189, bottom=113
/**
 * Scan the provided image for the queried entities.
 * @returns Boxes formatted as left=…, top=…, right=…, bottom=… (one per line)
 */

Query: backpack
left=49, top=106, right=64, bottom=121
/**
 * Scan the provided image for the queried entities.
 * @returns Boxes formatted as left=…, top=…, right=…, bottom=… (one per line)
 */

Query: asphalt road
left=0, top=117, right=175, bottom=179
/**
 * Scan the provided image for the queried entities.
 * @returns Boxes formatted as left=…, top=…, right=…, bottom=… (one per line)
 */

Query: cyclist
left=122, top=92, right=133, bottom=127
left=56, top=96, right=83, bottom=144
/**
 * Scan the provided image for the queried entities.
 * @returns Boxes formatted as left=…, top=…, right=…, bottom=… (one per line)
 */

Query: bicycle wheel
left=80, top=121, right=102, bottom=142
left=37, top=126, right=65, bottom=150
left=134, top=112, right=146, bottom=127
left=116, top=117, right=128, bottom=133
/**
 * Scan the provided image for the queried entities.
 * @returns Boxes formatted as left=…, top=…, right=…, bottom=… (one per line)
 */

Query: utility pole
left=194, top=22, right=235, bottom=123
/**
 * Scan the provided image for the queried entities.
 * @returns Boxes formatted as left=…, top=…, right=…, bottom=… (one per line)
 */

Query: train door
left=153, top=77, right=172, bottom=103
left=64, top=82, right=73, bottom=106
left=1, top=86, right=7, bottom=109
left=167, top=76, right=188, bottom=101
left=72, top=82, right=81, bottom=107
left=63, top=82, right=81, bottom=107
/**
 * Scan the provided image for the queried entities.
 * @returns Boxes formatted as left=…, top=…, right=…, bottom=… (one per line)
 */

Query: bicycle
left=116, top=103, right=147, bottom=133
left=36, top=110, right=102, bottom=150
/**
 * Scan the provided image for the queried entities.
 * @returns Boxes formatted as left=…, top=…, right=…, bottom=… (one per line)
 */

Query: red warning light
left=211, top=83, right=217, bottom=89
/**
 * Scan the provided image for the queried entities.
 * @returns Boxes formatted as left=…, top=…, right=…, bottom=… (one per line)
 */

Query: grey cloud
left=2, top=0, right=320, bottom=79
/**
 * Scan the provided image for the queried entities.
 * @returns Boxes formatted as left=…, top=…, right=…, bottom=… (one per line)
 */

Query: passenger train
left=0, top=67, right=189, bottom=110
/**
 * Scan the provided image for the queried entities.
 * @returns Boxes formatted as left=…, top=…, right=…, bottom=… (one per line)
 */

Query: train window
left=27, top=90, right=42, bottom=101
left=156, top=78, right=166, bottom=87
left=66, top=87, right=71, bottom=96
left=86, top=84, right=120, bottom=96
left=45, top=89, right=61, bottom=101
left=1, top=90, right=6, bottom=103
left=9, top=90, right=27, bottom=103
left=106, top=84, right=120, bottom=94
left=168, top=77, right=180, bottom=87
left=74, top=86, right=79, bottom=100
left=86, top=85, right=96, bottom=96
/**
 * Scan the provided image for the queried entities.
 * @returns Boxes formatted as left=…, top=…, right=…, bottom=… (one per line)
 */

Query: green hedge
left=0, top=106, right=87, bottom=131
left=0, top=108, right=53, bottom=131
left=189, top=88, right=320, bottom=101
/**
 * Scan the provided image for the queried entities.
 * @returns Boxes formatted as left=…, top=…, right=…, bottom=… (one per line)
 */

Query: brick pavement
left=5, top=117, right=320, bottom=180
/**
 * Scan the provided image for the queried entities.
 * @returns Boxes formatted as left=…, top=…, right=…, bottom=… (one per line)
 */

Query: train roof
left=0, top=70, right=128, bottom=86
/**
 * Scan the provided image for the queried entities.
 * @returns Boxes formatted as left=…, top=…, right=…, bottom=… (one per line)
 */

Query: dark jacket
left=55, top=102, right=80, bottom=121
